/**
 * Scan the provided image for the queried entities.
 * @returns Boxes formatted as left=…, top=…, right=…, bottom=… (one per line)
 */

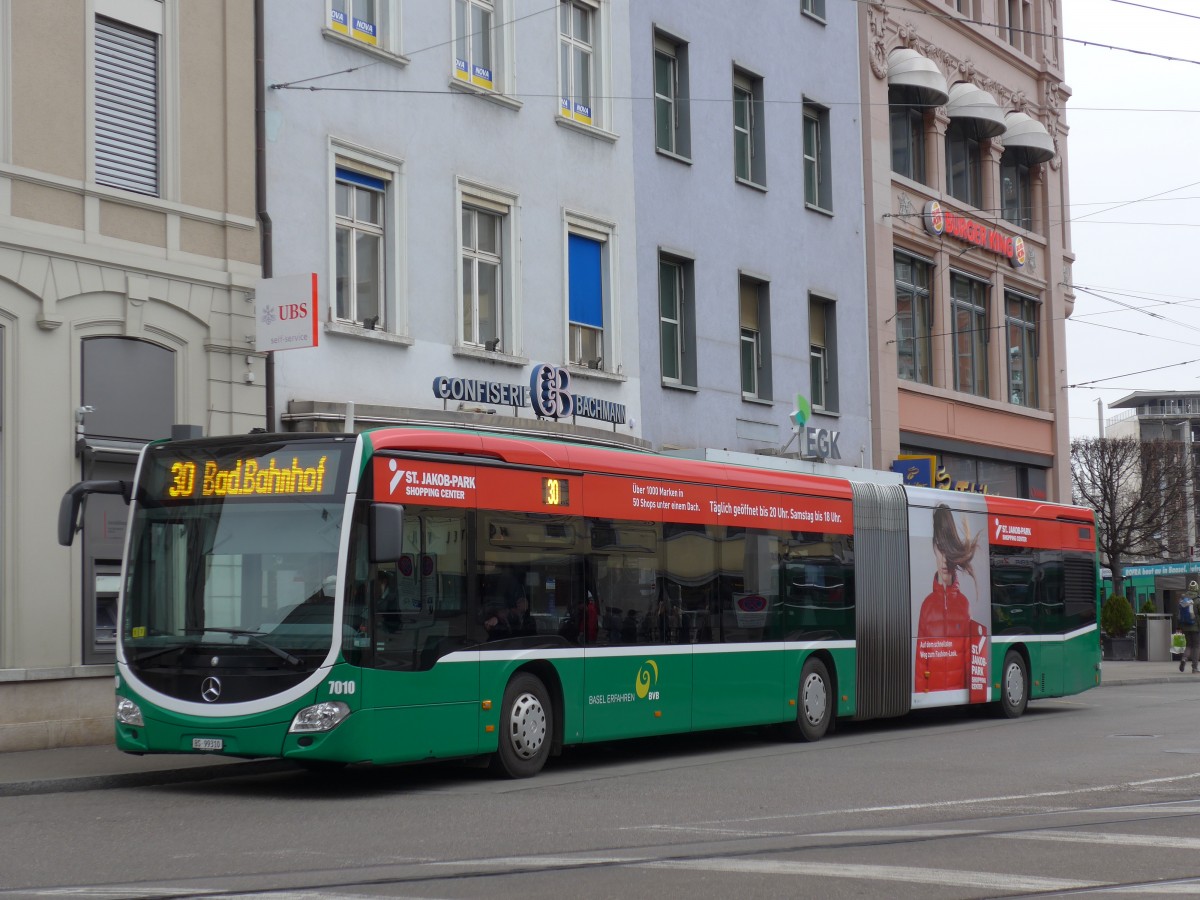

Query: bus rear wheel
left=997, top=650, right=1029, bottom=719
left=490, top=672, right=552, bottom=778
left=783, top=657, right=832, bottom=742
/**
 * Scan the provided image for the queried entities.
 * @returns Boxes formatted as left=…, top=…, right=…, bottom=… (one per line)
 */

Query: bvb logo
left=635, top=659, right=659, bottom=700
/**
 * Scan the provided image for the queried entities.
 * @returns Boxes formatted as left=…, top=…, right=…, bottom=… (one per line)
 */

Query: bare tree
left=1071, top=436, right=1190, bottom=587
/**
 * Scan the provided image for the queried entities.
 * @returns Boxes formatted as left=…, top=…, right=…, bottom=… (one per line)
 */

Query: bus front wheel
left=997, top=650, right=1029, bottom=719
left=783, top=657, right=832, bottom=742
left=491, top=672, right=552, bottom=778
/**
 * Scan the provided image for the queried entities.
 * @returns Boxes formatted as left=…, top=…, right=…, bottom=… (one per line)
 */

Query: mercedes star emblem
left=200, top=676, right=222, bottom=703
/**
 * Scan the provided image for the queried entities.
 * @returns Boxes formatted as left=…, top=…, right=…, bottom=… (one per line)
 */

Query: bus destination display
left=154, top=447, right=342, bottom=500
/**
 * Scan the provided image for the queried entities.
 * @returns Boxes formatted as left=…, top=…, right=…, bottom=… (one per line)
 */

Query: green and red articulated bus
left=59, top=427, right=1101, bottom=777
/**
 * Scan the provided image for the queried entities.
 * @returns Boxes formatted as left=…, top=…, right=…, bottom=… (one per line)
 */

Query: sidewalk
left=0, top=659, right=1192, bottom=796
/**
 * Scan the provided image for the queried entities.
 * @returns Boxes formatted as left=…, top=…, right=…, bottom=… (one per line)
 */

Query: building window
left=803, top=104, right=831, bottom=211
left=659, top=254, right=696, bottom=386
left=802, top=0, right=826, bottom=20
left=328, top=0, right=396, bottom=50
left=951, top=272, right=989, bottom=397
left=560, top=0, right=603, bottom=127
left=454, top=0, right=497, bottom=90
left=1006, top=291, right=1039, bottom=407
left=567, top=221, right=613, bottom=370
left=461, top=206, right=503, bottom=349
left=334, top=166, right=387, bottom=329
left=739, top=275, right=771, bottom=400
left=1003, top=0, right=1031, bottom=52
left=946, top=119, right=982, bottom=208
left=654, top=32, right=690, bottom=159
left=889, top=88, right=926, bottom=183
left=809, top=295, right=837, bottom=412
left=733, top=68, right=766, bottom=186
left=895, top=252, right=933, bottom=385
left=1001, top=152, right=1032, bottom=231
left=95, top=16, right=160, bottom=196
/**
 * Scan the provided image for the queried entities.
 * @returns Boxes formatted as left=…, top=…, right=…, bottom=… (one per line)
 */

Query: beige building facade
left=0, top=1, right=262, bottom=751
left=860, top=0, right=1074, bottom=501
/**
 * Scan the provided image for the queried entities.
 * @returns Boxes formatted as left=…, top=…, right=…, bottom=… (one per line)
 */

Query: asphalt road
left=2, top=679, right=1199, bottom=899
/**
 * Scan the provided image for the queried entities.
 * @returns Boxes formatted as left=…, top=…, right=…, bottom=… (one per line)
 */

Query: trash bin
left=1143, top=613, right=1172, bottom=662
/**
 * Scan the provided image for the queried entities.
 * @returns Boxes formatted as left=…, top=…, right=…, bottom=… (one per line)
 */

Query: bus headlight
left=289, top=701, right=350, bottom=733
left=116, top=697, right=144, bottom=726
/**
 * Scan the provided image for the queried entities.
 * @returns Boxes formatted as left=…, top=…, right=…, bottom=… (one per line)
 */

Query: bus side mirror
left=58, top=480, right=131, bottom=547
left=369, top=503, right=404, bottom=563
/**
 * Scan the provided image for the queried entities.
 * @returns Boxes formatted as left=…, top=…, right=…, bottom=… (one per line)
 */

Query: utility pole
left=1097, top=398, right=1104, bottom=437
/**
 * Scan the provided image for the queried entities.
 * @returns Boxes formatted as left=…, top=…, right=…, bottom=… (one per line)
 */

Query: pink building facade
left=860, top=0, right=1073, bottom=501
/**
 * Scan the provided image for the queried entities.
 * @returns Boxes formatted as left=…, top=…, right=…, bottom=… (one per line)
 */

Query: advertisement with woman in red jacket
left=912, top=500, right=991, bottom=707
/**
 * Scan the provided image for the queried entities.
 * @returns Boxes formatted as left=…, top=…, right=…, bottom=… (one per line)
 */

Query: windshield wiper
left=131, top=641, right=198, bottom=666
left=196, top=627, right=305, bottom=668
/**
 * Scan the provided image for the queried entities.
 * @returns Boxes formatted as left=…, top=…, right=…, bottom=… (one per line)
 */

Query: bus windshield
left=122, top=439, right=353, bottom=673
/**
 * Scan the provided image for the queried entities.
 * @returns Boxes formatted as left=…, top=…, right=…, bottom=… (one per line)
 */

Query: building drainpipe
left=255, top=0, right=275, bottom=430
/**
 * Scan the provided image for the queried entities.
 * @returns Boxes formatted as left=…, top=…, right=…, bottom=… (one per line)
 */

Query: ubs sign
left=432, top=363, right=627, bottom=425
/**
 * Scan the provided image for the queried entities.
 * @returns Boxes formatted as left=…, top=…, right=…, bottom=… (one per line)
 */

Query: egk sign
left=923, top=200, right=1025, bottom=269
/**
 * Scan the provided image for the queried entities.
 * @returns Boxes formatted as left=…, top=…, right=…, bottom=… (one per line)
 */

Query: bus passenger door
left=359, top=507, right=481, bottom=764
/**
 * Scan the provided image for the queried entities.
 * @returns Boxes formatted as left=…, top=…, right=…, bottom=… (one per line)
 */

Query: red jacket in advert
left=915, top=575, right=972, bottom=692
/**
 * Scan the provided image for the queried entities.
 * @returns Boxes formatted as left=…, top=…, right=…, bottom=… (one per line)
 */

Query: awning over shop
left=886, top=48, right=949, bottom=106
left=945, top=82, right=1006, bottom=139
left=1001, top=111, right=1055, bottom=164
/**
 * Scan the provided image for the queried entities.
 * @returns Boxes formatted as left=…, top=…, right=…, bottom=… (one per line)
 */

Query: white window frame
left=733, top=67, right=765, bottom=188
left=739, top=274, right=771, bottom=401
left=802, top=103, right=832, bottom=212
left=564, top=211, right=618, bottom=373
left=808, top=293, right=836, bottom=412
left=801, top=0, right=826, bottom=22
left=328, top=140, right=405, bottom=338
left=326, top=0, right=401, bottom=55
left=456, top=178, right=519, bottom=355
left=653, top=31, right=690, bottom=160
left=558, top=0, right=609, bottom=131
left=659, top=252, right=697, bottom=387
left=452, top=0, right=516, bottom=97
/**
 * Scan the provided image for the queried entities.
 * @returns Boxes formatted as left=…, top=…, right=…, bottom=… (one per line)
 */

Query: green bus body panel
left=359, top=657, right=482, bottom=764
left=116, top=635, right=1095, bottom=763
left=692, top=648, right=782, bottom=729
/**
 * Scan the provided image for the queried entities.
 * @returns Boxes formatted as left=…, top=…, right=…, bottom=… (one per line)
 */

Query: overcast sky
left=1061, top=0, right=1200, bottom=438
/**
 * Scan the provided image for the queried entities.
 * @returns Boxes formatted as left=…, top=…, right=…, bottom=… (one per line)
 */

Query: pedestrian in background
left=1178, top=581, right=1200, bottom=673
